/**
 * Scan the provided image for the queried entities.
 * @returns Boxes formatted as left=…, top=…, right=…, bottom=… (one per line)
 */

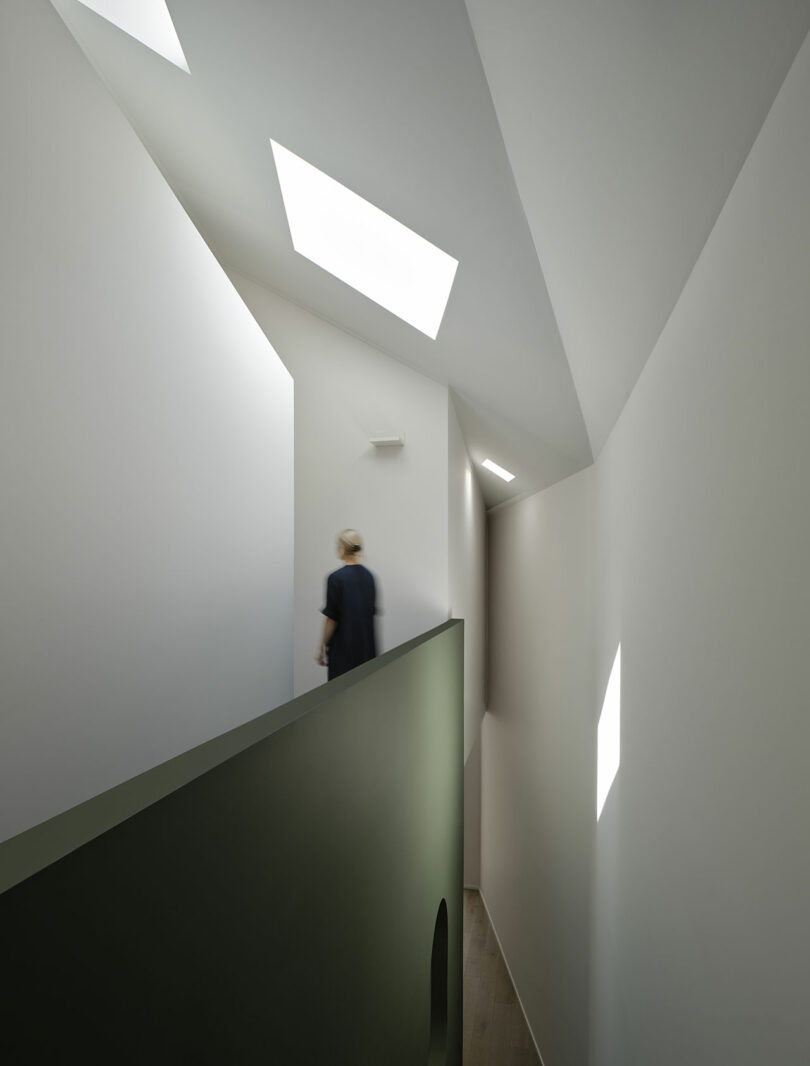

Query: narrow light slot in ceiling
left=75, top=0, right=190, bottom=72
left=270, top=141, right=458, bottom=339
left=481, top=459, right=515, bottom=482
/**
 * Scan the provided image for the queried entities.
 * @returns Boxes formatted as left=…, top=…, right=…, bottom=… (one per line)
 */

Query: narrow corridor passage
left=463, top=890, right=540, bottom=1065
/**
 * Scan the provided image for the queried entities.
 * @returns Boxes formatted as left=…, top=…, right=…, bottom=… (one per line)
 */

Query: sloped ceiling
left=51, top=0, right=589, bottom=508
left=52, top=0, right=810, bottom=506
left=464, top=0, right=810, bottom=456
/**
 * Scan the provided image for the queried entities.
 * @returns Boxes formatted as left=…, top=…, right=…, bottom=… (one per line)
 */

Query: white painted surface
left=484, top=470, right=596, bottom=1066
left=448, top=398, right=487, bottom=885
left=228, top=273, right=450, bottom=697
left=449, top=399, right=487, bottom=762
left=0, top=0, right=293, bottom=842
left=465, top=0, right=810, bottom=453
left=51, top=0, right=591, bottom=508
left=590, top=31, right=810, bottom=1064
left=463, top=734, right=482, bottom=889
left=482, top=29, right=810, bottom=1066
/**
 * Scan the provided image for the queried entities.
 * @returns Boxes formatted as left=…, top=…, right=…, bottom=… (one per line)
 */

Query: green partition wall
left=0, top=620, right=463, bottom=1065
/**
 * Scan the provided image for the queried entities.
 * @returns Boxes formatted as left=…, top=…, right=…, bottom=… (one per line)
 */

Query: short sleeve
left=321, top=572, right=341, bottom=621
left=372, top=575, right=381, bottom=616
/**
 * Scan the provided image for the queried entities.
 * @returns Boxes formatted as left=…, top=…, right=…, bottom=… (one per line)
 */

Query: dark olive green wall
left=0, top=621, right=463, bottom=1065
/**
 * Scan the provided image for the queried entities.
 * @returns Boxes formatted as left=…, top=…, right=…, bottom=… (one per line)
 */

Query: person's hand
left=316, top=646, right=327, bottom=666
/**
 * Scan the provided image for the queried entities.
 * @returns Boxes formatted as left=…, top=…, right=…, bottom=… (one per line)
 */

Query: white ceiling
left=464, top=0, right=810, bottom=456
left=52, top=0, right=810, bottom=507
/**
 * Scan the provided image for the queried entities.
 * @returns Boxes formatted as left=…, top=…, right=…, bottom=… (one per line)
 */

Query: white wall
left=0, top=0, right=294, bottom=842
left=234, top=280, right=490, bottom=887
left=485, top=470, right=595, bottom=1066
left=228, top=273, right=450, bottom=696
left=449, top=397, right=487, bottom=759
left=448, top=397, right=487, bottom=885
left=589, top=29, right=810, bottom=1065
left=483, top=28, right=810, bottom=1066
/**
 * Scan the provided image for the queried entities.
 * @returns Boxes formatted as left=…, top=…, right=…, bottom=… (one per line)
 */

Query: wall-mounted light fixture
left=370, top=435, right=404, bottom=448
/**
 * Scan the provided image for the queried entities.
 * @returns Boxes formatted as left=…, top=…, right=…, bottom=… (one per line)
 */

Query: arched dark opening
left=428, top=898, right=448, bottom=1065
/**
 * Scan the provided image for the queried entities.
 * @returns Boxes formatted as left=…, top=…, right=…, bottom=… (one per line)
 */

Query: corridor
left=464, top=890, right=540, bottom=1066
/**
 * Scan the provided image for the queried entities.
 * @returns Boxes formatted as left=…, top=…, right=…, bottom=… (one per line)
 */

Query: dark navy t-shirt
left=321, top=564, right=377, bottom=681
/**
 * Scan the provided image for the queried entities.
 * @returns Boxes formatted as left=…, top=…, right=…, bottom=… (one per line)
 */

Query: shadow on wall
left=429, top=898, right=449, bottom=1065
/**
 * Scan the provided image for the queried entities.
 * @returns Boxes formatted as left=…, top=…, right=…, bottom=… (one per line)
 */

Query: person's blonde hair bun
left=338, top=529, right=363, bottom=559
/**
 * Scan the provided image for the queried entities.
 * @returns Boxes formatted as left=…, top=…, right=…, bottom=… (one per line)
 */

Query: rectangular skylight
left=76, top=0, right=190, bottom=72
left=271, top=141, right=458, bottom=339
left=481, top=459, right=515, bottom=482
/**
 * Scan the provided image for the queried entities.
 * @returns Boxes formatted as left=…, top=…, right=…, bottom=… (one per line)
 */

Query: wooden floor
left=463, top=889, right=542, bottom=1066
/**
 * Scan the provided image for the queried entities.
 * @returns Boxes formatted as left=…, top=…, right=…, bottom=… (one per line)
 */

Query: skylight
left=481, top=459, right=515, bottom=483
left=75, top=0, right=190, bottom=73
left=270, top=141, right=458, bottom=339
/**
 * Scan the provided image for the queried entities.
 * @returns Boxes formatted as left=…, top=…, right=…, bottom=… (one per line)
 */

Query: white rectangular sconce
left=370, top=436, right=404, bottom=448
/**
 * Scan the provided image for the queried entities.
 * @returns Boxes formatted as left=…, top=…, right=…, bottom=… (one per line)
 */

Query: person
left=316, top=529, right=377, bottom=680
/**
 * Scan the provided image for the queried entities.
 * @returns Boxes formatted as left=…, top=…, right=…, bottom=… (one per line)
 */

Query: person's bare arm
left=316, top=617, right=337, bottom=666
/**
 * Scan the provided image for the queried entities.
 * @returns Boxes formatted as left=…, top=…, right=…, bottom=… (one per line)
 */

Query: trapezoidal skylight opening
left=75, top=0, right=190, bottom=73
left=270, top=140, right=458, bottom=339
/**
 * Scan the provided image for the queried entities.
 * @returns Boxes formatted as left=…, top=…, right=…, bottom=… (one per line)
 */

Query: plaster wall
left=482, top=27, right=810, bottom=1066
left=485, top=470, right=595, bottom=1066
left=229, top=274, right=451, bottom=697
left=0, top=0, right=294, bottom=841
left=448, top=398, right=487, bottom=885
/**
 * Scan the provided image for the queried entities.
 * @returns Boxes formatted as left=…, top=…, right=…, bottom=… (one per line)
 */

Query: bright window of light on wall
left=75, top=0, right=190, bottom=72
left=596, top=645, right=621, bottom=820
left=270, top=141, right=458, bottom=339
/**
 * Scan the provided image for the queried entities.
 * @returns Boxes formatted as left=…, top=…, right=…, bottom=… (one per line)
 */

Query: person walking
left=316, top=529, right=378, bottom=681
